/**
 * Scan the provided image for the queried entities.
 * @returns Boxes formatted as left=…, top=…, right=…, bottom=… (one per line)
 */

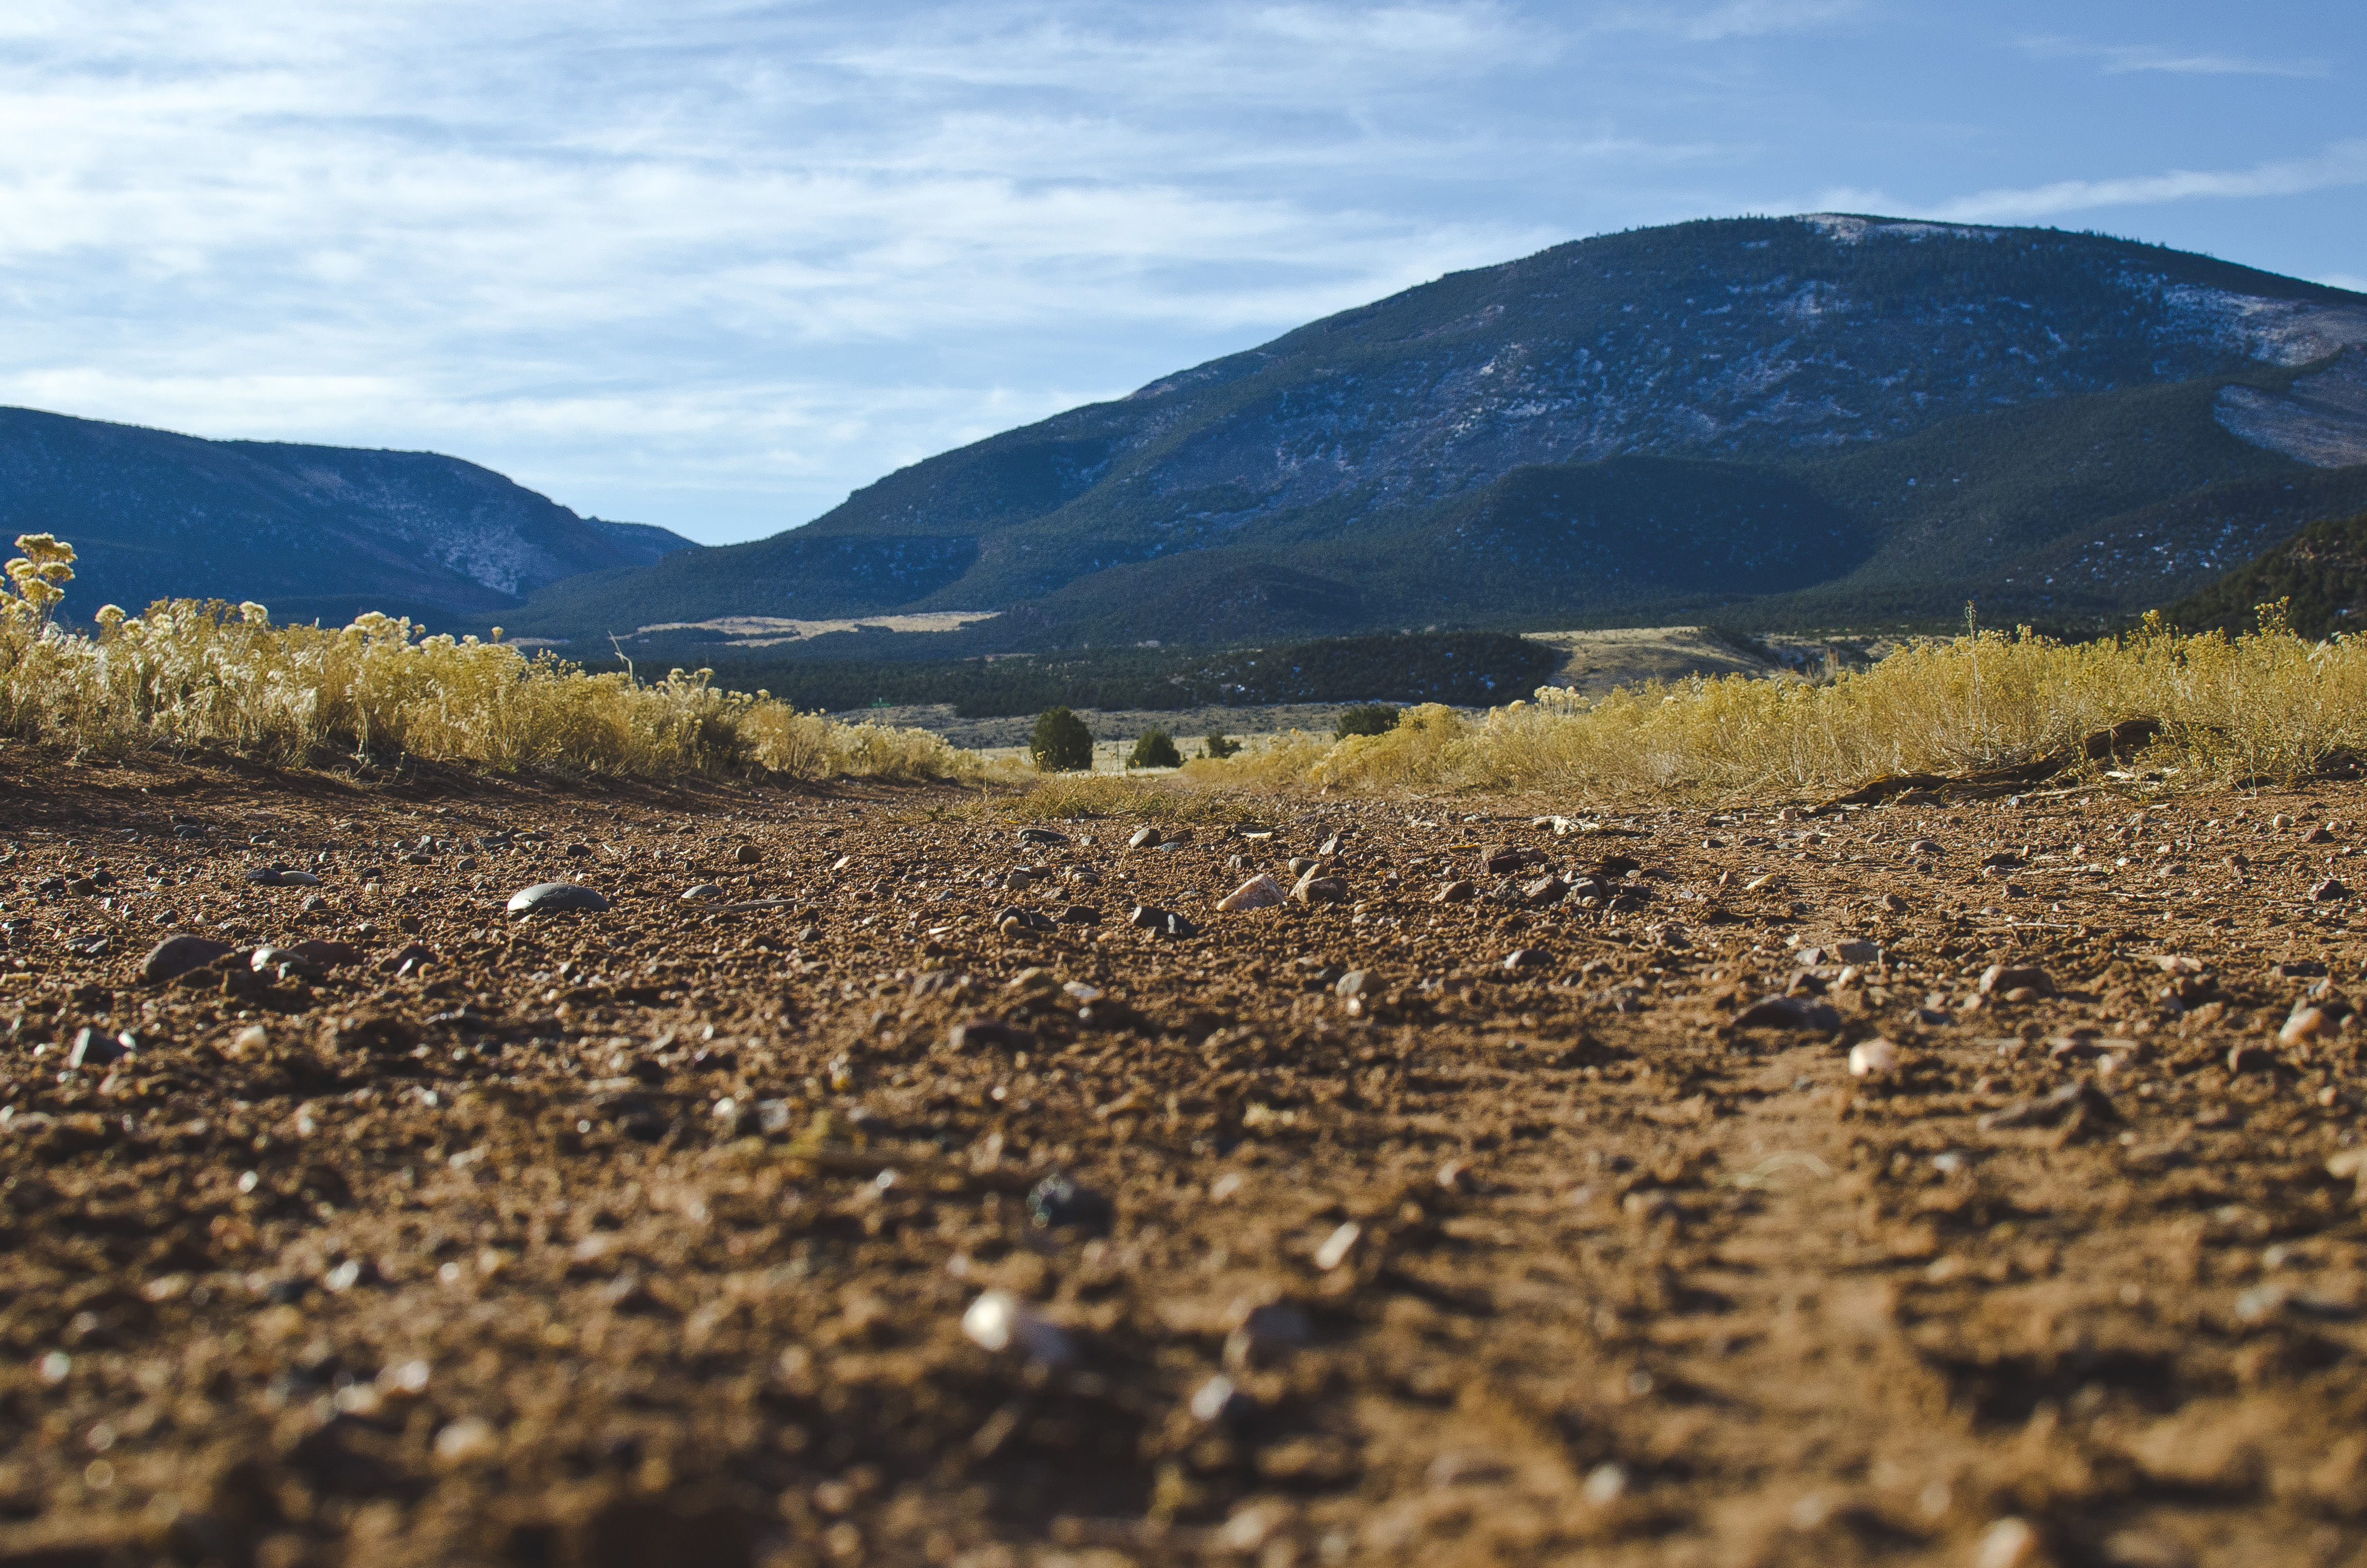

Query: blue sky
left=1, top=1, right=2359, bottom=543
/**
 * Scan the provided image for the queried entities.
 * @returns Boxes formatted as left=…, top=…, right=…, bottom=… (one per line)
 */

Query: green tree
left=1127, top=727, right=1183, bottom=769
left=1335, top=703, right=1401, bottom=739
left=1030, top=706, right=1094, bottom=772
left=1202, top=731, right=1241, bottom=759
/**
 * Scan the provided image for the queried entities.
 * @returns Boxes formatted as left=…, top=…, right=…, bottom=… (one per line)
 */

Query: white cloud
left=2022, top=35, right=2329, bottom=79
left=1927, top=141, right=2367, bottom=223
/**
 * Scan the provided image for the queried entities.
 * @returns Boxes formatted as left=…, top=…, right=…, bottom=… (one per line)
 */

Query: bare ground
left=2, top=755, right=2364, bottom=1567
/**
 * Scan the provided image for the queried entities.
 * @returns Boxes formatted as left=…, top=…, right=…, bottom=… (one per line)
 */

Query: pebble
left=1977, top=963, right=2051, bottom=996
left=1056, top=903, right=1102, bottom=925
left=1978, top=1078, right=2118, bottom=1133
left=1313, top=1222, right=1360, bottom=1270
left=1189, top=1374, right=1245, bottom=1422
left=961, top=1290, right=1073, bottom=1364
left=433, top=1417, right=498, bottom=1465
left=141, top=934, right=233, bottom=983
left=1224, top=1301, right=1311, bottom=1369
left=1973, top=1518, right=2038, bottom=1568
left=65, top=1028, right=133, bottom=1070
left=506, top=882, right=610, bottom=915
left=1483, top=845, right=1548, bottom=875
left=2310, top=877, right=2350, bottom=901
left=1218, top=874, right=1286, bottom=912
left=680, top=884, right=722, bottom=901
left=1128, top=905, right=1201, bottom=939
left=1848, top=1038, right=1900, bottom=1076
left=1017, top=828, right=1069, bottom=845
left=1334, top=969, right=1378, bottom=998
left=1501, top=948, right=1553, bottom=971
left=1523, top=875, right=1567, bottom=906
left=243, top=868, right=322, bottom=887
left=1290, top=873, right=1349, bottom=904
left=947, top=1017, right=1026, bottom=1051
left=2280, top=1006, right=2335, bottom=1045
left=732, top=844, right=761, bottom=865
left=1733, top=995, right=1843, bottom=1032
left=1288, top=857, right=1319, bottom=877
left=1128, top=826, right=1162, bottom=849
left=1026, top=1174, right=1113, bottom=1233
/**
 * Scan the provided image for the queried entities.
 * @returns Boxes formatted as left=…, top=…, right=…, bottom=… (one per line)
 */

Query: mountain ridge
left=0, top=407, right=700, bottom=624
left=507, top=213, right=2367, bottom=649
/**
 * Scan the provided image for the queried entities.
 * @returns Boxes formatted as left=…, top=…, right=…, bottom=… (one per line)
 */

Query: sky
left=1, top=2, right=2359, bottom=545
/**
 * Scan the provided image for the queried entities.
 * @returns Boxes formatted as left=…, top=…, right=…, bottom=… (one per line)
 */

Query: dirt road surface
left=2, top=759, right=2362, bottom=1567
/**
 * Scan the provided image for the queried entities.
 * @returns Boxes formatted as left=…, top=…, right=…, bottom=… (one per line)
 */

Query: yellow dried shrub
left=0, top=539, right=978, bottom=783
left=1189, top=615, right=2367, bottom=803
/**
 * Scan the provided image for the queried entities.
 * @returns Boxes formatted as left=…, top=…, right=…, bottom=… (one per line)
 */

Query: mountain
left=507, top=214, right=2367, bottom=652
left=2161, top=509, right=2367, bottom=638
left=0, top=407, right=700, bottom=627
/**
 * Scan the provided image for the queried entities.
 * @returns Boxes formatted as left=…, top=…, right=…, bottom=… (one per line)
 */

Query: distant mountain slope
left=0, top=407, right=699, bottom=624
left=582, top=518, right=703, bottom=566
left=509, top=213, right=2367, bottom=647
left=2161, top=510, right=2367, bottom=638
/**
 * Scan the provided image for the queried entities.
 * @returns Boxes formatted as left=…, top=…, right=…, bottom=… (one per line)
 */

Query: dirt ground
left=3, top=754, right=2364, bottom=1568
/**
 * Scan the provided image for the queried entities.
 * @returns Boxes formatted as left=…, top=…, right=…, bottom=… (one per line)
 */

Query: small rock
left=947, top=1017, right=1026, bottom=1052
left=1834, top=939, right=1881, bottom=964
left=961, top=1289, right=1073, bottom=1364
left=1334, top=969, right=1378, bottom=998
left=2310, top=876, right=2350, bottom=902
left=1977, top=963, right=2051, bottom=996
left=1482, top=844, right=1549, bottom=876
left=1848, top=1037, right=1900, bottom=1076
left=506, top=882, right=610, bottom=915
left=1217, top=874, right=1286, bottom=912
left=1974, top=1518, right=2039, bottom=1568
left=680, top=883, right=722, bottom=901
left=1879, top=892, right=1909, bottom=913
left=1501, top=948, right=1553, bottom=971
left=1733, top=995, right=1843, bottom=1032
left=1290, top=873, right=1349, bottom=904
left=1288, top=857, right=1319, bottom=877
left=141, top=933, right=233, bottom=984
left=1190, top=1374, right=1246, bottom=1423
left=433, top=1416, right=499, bottom=1465
left=993, top=905, right=1057, bottom=932
left=1128, top=825, right=1162, bottom=849
left=1978, top=1078, right=2119, bottom=1134
left=1435, top=879, right=1475, bottom=903
left=2303, top=825, right=2336, bottom=844
left=732, top=844, right=761, bottom=865
left=65, top=1027, right=132, bottom=1070
left=1056, top=903, right=1102, bottom=925
left=288, top=938, right=361, bottom=968
left=1127, top=904, right=1200, bottom=939
left=243, top=868, right=321, bottom=887
left=1026, top=1174, right=1113, bottom=1233
left=1017, top=828, right=1069, bottom=845
left=1312, top=1221, right=1360, bottom=1270
left=1523, top=875, right=1568, bottom=906
left=2281, top=1006, right=2336, bottom=1045
left=1224, top=1300, right=1311, bottom=1369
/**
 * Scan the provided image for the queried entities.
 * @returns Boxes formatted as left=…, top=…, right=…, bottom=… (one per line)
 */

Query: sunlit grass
left=1182, top=613, right=2367, bottom=803
left=0, top=538, right=979, bottom=784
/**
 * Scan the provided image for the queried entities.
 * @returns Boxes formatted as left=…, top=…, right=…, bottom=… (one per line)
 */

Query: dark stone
left=1017, top=828, right=1069, bottom=845
left=142, top=933, right=234, bottom=984
left=1732, top=995, right=1843, bottom=1031
left=1057, top=904, right=1102, bottom=925
left=948, top=1017, right=1026, bottom=1052
left=507, top=882, right=610, bottom=915
left=1026, top=1174, right=1113, bottom=1234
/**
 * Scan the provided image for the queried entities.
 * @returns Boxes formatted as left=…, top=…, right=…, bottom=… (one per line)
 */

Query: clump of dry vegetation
left=0, top=536, right=977, bottom=783
left=1188, top=614, right=2367, bottom=802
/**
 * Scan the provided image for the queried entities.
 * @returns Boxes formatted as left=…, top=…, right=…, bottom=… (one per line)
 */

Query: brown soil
left=3, top=756, right=2364, bottom=1567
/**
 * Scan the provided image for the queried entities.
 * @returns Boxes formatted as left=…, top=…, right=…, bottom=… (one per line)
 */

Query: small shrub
left=1030, top=706, right=1094, bottom=772
left=1334, top=704, right=1401, bottom=740
left=1202, top=732, right=1241, bottom=759
left=1127, top=727, right=1183, bottom=769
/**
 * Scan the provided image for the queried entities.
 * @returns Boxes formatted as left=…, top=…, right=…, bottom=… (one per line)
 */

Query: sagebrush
left=1186, top=614, right=2367, bottom=802
left=0, top=538, right=976, bottom=782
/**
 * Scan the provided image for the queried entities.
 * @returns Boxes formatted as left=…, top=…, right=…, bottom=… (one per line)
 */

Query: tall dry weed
left=0, top=539, right=977, bottom=784
left=1198, top=617, right=2367, bottom=803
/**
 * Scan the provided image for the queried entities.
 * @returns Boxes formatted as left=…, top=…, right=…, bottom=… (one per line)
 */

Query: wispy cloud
left=1924, top=140, right=2367, bottom=223
left=2022, top=34, right=2330, bottom=79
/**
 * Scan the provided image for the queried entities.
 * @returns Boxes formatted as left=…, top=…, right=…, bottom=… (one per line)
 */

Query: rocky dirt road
left=1, top=759, right=2363, bottom=1567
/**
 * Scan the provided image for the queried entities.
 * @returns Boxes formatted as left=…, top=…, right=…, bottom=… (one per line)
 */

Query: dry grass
left=1184, top=616, right=2367, bottom=803
left=0, top=541, right=978, bottom=783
